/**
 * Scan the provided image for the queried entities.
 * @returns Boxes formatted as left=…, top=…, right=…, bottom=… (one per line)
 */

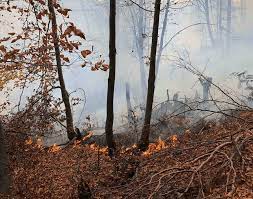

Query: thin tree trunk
left=156, top=0, right=170, bottom=76
left=125, top=82, right=133, bottom=126
left=48, top=0, right=75, bottom=140
left=138, top=0, right=161, bottom=151
left=226, top=0, right=232, bottom=51
left=240, top=0, right=246, bottom=22
left=137, top=0, right=147, bottom=104
left=139, top=51, right=147, bottom=103
left=129, top=0, right=147, bottom=104
left=105, top=0, right=116, bottom=151
left=0, top=121, right=10, bottom=193
left=218, top=0, right=223, bottom=43
left=205, top=0, right=215, bottom=46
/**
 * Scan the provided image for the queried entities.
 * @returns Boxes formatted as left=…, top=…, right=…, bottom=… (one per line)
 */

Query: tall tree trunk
left=226, top=0, right=232, bottom=51
left=205, top=0, right=215, bottom=46
left=138, top=0, right=161, bottom=151
left=48, top=0, right=75, bottom=140
left=137, top=0, right=147, bottom=104
left=126, top=82, right=133, bottom=126
left=240, top=0, right=246, bottom=22
left=105, top=0, right=116, bottom=151
left=0, top=121, right=10, bottom=193
left=218, top=0, right=223, bottom=43
left=156, top=0, right=170, bottom=76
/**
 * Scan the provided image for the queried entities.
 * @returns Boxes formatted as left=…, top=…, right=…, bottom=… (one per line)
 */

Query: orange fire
left=48, top=143, right=61, bottom=153
left=82, top=131, right=93, bottom=141
left=89, top=143, right=108, bottom=154
left=25, top=137, right=33, bottom=145
left=170, top=134, right=179, bottom=147
left=143, top=137, right=167, bottom=156
left=36, top=138, right=43, bottom=149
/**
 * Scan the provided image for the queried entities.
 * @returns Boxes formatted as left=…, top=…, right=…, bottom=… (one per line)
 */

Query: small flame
left=48, top=143, right=61, bottom=153
left=143, top=137, right=167, bottom=156
left=89, top=143, right=97, bottom=150
left=25, top=137, right=33, bottom=145
left=89, top=143, right=108, bottom=154
left=36, top=138, right=43, bottom=149
left=82, top=131, right=93, bottom=141
left=157, top=137, right=166, bottom=150
left=170, top=135, right=179, bottom=147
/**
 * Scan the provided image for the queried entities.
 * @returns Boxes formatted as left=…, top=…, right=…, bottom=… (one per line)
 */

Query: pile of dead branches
left=118, top=122, right=253, bottom=199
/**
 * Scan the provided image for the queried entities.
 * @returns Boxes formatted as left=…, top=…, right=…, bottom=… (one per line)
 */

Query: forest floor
left=1, top=111, right=253, bottom=199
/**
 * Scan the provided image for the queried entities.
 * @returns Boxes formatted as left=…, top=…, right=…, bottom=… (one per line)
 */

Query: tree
left=128, top=0, right=148, bottom=104
left=48, top=0, right=75, bottom=140
left=105, top=0, right=116, bottom=151
left=0, top=0, right=89, bottom=139
left=226, top=0, right=232, bottom=51
left=155, top=0, right=170, bottom=76
left=0, top=120, right=10, bottom=193
left=138, top=0, right=161, bottom=150
left=217, top=0, right=223, bottom=44
left=204, top=0, right=215, bottom=46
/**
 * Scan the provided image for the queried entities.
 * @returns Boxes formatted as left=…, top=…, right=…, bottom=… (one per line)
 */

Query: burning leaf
left=170, top=135, right=179, bottom=147
left=25, top=137, right=33, bottom=145
left=48, top=144, right=61, bottom=153
left=36, top=138, right=43, bottom=149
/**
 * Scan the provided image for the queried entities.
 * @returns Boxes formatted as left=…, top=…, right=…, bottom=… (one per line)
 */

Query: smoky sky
left=1, top=0, right=253, bottom=126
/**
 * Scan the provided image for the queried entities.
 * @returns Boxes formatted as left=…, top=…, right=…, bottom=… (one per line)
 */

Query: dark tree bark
left=48, top=0, right=76, bottom=140
left=105, top=0, right=116, bottom=151
left=138, top=0, right=161, bottom=151
left=0, top=121, right=10, bottom=193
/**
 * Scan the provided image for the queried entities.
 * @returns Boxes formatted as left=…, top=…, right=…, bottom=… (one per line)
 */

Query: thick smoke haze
left=1, top=0, right=253, bottom=127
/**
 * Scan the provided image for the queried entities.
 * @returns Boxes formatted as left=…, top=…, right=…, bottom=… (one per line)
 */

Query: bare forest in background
left=0, top=0, right=253, bottom=198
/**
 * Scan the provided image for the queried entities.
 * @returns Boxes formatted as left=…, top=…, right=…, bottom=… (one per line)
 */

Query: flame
left=143, top=137, right=167, bottom=156
left=89, top=143, right=97, bottom=150
left=157, top=137, right=166, bottom=150
left=48, top=143, right=61, bottom=153
left=82, top=131, right=93, bottom=141
left=35, top=138, right=43, bottom=149
left=170, top=135, right=179, bottom=147
left=25, top=137, right=33, bottom=145
left=89, top=143, right=108, bottom=154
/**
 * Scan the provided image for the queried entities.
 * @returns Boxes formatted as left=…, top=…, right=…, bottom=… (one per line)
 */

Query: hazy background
left=1, top=0, right=253, bottom=127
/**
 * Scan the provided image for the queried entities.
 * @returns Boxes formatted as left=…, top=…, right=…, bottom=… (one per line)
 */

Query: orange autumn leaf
left=74, top=28, right=85, bottom=39
left=57, top=8, right=71, bottom=16
left=81, top=50, right=92, bottom=58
